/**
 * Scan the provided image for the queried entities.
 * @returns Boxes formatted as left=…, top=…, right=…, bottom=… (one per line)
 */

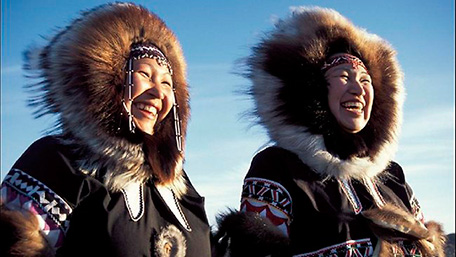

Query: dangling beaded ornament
left=172, top=89, right=183, bottom=153
left=121, top=58, right=136, bottom=133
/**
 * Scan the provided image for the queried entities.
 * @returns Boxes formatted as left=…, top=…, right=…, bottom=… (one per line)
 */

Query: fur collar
left=247, top=7, right=404, bottom=180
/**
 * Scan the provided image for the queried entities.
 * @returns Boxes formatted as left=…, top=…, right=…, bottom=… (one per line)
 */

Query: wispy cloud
left=401, top=162, right=453, bottom=176
left=395, top=104, right=455, bottom=232
left=191, top=162, right=251, bottom=226
left=397, top=105, right=454, bottom=170
left=401, top=105, right=454, bottom=138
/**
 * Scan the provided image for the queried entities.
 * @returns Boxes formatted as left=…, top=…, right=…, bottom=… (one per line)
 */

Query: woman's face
left=124, top=58, right=174, bottom=135
left=325, top=62, right=373, bottom=133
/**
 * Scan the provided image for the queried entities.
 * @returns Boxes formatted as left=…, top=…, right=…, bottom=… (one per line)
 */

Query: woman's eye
left=162, top=81, right=172, bottom=87
left=340, top=75, right=349, bottom=80
left=138, top=71, right=150, bottom=78
left=360, top=77, right=371, bottom=83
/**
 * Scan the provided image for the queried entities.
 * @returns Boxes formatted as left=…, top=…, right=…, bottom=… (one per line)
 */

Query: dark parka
left=212, top=7, right=445, bottom=257
left=0, top=3, right=211, bottom=257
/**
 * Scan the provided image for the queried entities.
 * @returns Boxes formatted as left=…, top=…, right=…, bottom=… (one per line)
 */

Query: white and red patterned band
left=129, top=43, right=173, bottom=75
left=240, top=177, right=292, bottom=236
left=321, top=53, right=368, bottom=74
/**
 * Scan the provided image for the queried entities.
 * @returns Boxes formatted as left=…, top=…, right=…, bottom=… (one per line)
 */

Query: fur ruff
left=362, top=204, right=446, bottom=256
left=0, top=206, right=55, bottom=257
left=246, top=7, right=404, bottom=181
left=24, top=3, right=189, bottom=197
left=212, top=209, right=291, bottom=257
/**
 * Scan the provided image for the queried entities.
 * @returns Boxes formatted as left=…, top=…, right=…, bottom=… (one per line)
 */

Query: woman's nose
left=148, top=76, right=165, bottom=99
left=348, top=79, right=365, bottom=96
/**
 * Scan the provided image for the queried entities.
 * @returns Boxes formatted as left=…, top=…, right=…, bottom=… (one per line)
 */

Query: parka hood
left=246, top=7, right=404, bottom=180
left=24, top=3, right=189, bottom=196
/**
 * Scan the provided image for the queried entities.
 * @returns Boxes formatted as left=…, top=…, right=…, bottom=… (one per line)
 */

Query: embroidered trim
left=1, top=168, right=73, bottom=248
left=242, top=177, right=293, bottom=216
left=121, top=182, right=144, bottom=222
left=171, top=189, right=192, bottom=232
left=294, top=238, right=373, bottom=257
left=363, top=178, right=386, bottom=208
left=393, top=240, right=423, bottom=256
left=241, top=197, right=290, bottom=236
left=156, top=186, right=192, bottom=232
left=338, top=179, right=363, bottom=214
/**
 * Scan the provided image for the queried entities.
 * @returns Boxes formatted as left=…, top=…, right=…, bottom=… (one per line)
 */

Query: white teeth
left=135, top=103, right=157, bottom=116
left=342, top=101, right=364, bottom=110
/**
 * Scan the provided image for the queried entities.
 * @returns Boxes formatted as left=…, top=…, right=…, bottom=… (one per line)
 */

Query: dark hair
left=325, top=37, right=364, bottom=63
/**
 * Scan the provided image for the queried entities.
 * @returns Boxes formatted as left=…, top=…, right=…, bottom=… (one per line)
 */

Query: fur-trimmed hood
left=246, top=7, right=404, bottom=180
left=24, top=3, right=189, bottom=196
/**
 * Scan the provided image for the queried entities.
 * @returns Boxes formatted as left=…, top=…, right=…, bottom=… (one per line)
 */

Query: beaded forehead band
left=321, top=54, right=368, bottom=74
left=130, top=43, right=173, bottom=75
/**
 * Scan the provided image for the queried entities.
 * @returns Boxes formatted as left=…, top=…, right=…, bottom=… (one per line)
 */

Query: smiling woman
left=211, top=6, right=447, bottom=257
left=0, top=3, right=211, bottom=257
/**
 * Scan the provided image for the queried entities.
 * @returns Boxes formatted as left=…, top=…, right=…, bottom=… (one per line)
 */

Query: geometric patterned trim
left=393, top=240, right=423, bottom=257
left=0, top=168, right=73, bottom=249
left=240, top=197, right=290, bottom=236
left=338, top=179, right=363, bottom=214
left=242, top=177, right=292, bottom=216
left=294, top=238, right=373, bottom=257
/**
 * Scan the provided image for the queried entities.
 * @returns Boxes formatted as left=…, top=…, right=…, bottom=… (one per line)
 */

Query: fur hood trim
left=246, top=7, right=404, bottom=180
left=24, top=3, right=189, bottom=196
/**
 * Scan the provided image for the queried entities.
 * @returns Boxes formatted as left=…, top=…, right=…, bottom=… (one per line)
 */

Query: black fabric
left=12, top=136, right=86, bottom=207
left=244, top=146, right=417, bottom=255
left=10, top=136, right=211, bottom=257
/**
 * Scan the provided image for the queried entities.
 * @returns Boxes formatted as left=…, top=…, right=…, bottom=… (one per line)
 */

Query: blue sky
left=1, top=0, right=454, bottom=233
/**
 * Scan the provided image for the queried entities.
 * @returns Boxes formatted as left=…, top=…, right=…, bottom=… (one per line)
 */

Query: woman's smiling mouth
left=341, top=101, right=364, bottom=114
left=134, top=102, right=158, bottom=118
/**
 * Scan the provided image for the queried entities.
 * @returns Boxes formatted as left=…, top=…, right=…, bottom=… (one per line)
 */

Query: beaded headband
left=130, top=43, right=173, bottom=75
left=321, top=54, right=368, bottom=74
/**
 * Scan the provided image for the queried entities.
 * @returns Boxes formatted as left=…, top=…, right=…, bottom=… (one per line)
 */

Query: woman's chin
left=135, top=123, right=155, bottom=136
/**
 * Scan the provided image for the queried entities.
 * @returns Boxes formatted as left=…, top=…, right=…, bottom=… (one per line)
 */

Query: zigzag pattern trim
left=240, top=197, right=290, bottom=236
left=242, top=177, right=293, bottom=216
left=393, top=241, right=423, bottom=256
left=1, top=168, right=73, bottom=248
